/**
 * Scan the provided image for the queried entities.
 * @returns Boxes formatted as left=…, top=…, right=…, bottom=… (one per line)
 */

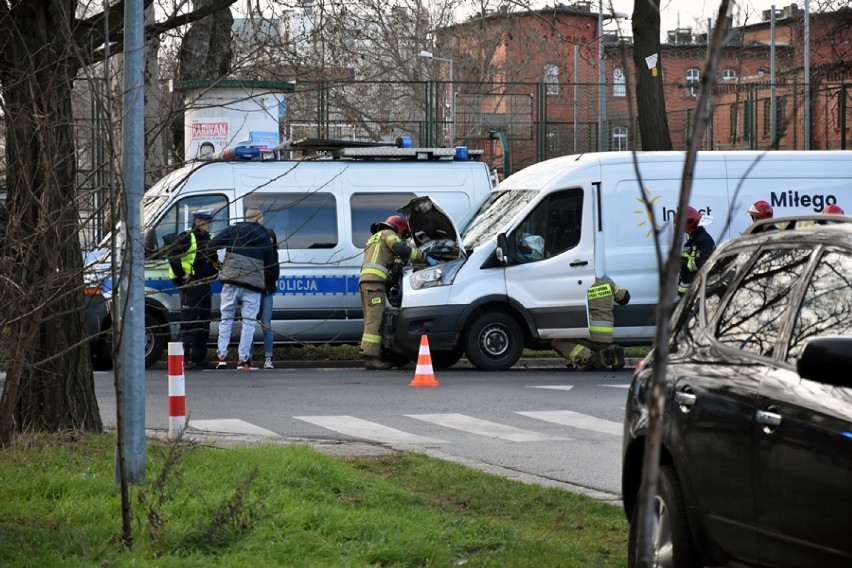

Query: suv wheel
left=628, top=465, right=700, bottom=568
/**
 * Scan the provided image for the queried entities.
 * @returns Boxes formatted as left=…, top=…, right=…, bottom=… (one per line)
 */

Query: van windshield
left=462, top=189, right=537, bottom=250
left=93, top=166, right=198, bottom=249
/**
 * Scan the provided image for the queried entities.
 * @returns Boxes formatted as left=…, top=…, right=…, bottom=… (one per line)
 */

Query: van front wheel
left=464, top=312, right=523, bottom=371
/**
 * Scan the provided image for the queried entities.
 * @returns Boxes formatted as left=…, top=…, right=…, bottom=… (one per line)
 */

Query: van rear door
left=503, top=183, right=595, bottom=339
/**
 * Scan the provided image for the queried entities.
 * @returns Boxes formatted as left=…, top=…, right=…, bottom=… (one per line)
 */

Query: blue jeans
left=217, top=284, right=261, bottom=362
left=259, top=292, right=274, bottom=358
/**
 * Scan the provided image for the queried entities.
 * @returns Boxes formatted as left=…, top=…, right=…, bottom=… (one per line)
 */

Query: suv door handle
left=674, top=389, right=696, bottom=412
left=569, top=260, right=589, bottom=267
left=756, top=407, right=782, bottom=434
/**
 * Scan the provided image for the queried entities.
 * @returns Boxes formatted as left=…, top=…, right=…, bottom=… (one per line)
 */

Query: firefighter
left=747, top=200, right=777, bottom=233
left=678, top=206, right=716, bottom=296
left=553, top=275, right=631, bottom=371
left=359, top=215, right=437, bottom=370
left=168, top=209, right=219, bottom=370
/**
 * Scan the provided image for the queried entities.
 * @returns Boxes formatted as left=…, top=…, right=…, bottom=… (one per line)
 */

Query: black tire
left=144, top=311, right=168, bottom=368
left=431, top=349, right=463, bottom=369
left=463, top=312, right=523, bottom=371
left=627, top=465, right=700, bottom=568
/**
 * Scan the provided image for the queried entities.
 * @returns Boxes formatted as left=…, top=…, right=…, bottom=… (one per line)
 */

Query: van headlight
left=410, top=259, right=464, bottom=289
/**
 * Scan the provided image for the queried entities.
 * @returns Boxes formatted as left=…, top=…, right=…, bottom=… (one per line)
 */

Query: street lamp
left=419, top=50, right=455, bottom=146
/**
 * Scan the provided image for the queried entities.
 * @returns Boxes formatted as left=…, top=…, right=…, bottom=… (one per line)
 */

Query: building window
left=613, top=68, right=626, bottom=97
left=544, top=64, right=559, bottom=95
left=686, top=68, right=700, bottom=97
left=722, top=68, right=736, bottom=81
left=612, top=126, right=628, bottom=151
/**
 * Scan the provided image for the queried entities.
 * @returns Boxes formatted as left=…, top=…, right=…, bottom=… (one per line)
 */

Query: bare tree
left=0, top=0, right=239, bottom=446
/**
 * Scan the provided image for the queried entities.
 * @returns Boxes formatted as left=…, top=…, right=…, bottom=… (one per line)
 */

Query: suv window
left=350, top=192, right=417, bottom=248
left=787, top=249, right=852, bottom=364
left=715, top=247, right=812, bottom=357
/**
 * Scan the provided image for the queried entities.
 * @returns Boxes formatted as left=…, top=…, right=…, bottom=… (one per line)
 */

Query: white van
left=87, top=145, right=497, bottom=367
left=385, top=150, right=852, bottom=371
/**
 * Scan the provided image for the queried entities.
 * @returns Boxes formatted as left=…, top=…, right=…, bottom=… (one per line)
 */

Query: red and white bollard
left=167, top=342, right=186, bottom=439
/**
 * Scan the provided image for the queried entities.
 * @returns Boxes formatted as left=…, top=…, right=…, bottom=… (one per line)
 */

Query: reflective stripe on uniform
left=168, top=232, right=197, bottom=279
left=589, top=319, right=614, bottom=333
left=568, top=344, right=586, bottom=362
left=361, top=332, right=381, bottom=345
left=587, top=283, right=612, bottom=300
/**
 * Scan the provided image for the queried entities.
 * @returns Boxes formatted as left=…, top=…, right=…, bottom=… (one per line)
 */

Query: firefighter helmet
left=748, top=200, right=773, bottom=220
left=371, top=215, right=410, bottom=236
left=685, top=206, right=702, bottom=233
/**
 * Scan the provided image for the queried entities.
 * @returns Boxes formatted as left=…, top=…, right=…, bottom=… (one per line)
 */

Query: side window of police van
left=350, top=192, right=417, bottom=247
left=512, top=189, right=582, bottom=264
left=714, top=247, right=812, bottom=357
left=145, top=195, right=228, bottom=259
left=786, top=250, right=852, bottom=366
left=244, top=192, right=337, bottom=249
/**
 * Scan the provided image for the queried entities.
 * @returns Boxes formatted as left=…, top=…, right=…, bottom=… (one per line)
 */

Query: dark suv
left=622, top=216, right=852, bottom=568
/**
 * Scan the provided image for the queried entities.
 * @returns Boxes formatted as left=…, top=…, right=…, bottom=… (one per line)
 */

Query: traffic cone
left=409, top=335, right=440, bottom=387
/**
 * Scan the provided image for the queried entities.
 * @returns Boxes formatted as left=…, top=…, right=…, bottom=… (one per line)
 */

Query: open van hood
left=399, top=196, right=465, bottom=261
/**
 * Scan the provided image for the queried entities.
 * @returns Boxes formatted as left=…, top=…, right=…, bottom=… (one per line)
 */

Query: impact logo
left=633, top=187, right=663, bottom=237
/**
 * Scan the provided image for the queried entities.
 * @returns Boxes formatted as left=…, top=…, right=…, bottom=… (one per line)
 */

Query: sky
left=604, top=0, right=802, bottom=38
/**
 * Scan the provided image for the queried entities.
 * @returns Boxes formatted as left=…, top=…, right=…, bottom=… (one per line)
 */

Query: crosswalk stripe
left=406, top=413, right=568, bottom=442
left=516, top=410, right=622, bottom=436
left=294, top=415, right=448, bottom=444
left=527, top=385, right=575, bottom=391
left=601, top=384, right=630, bottom=389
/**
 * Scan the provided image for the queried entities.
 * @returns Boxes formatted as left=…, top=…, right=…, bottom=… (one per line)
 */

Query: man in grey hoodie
left=206, top=207, right=274, bottom=370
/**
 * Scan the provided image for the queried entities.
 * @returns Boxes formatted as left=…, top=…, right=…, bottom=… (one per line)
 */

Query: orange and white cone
left=409, top=335, right=440, bottom=387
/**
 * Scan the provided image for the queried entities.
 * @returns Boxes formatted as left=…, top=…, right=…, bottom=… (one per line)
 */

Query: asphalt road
left=95, top=360, right=633, bottom=503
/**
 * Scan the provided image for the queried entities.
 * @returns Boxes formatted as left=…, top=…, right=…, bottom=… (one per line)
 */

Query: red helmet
left=685, top=206, right=702, bottom=232
left=748, top=200, right=773, bottom=220
left=823, top=204, right=844, bottom=215
left=376, top=215, right=409, bottom=236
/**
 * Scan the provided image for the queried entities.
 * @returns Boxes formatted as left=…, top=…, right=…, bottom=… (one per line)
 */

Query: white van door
left=503, top=184, right=596, bottom=339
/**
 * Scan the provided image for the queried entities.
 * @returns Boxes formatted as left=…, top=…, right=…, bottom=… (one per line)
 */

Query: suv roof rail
left=743, top=214, right=852, bottom=234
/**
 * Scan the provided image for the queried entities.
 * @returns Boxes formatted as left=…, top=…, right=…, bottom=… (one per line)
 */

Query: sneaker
left=216, top=355, right=227, bottom=370
left=237, top=359, right=257, bottom=371
left=263, top=357, right=274, bottom=370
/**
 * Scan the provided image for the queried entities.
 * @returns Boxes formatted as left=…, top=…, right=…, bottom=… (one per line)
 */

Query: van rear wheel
left=464, top=312, right=523, bottom=371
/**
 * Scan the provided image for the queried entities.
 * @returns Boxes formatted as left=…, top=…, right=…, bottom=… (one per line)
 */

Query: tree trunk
left=170, top=0, right=234, bottom=161
left=0, top=1, right=102, bottom=444
left=631, top=1, right=673, bottom=151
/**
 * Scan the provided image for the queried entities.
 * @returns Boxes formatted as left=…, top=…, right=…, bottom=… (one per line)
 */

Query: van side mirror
left=143, top=229, right=161, bottom=259
left=496, top=233, right=509, bottom=266
left=797, top=336, right=852, bottom=388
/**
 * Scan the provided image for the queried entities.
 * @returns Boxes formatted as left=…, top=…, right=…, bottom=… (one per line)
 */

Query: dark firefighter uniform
left=553, top=276, right=630, bottom=371
left=358, top=219, right=426, bottom=368
left=678, top=225, right=716, bottom=296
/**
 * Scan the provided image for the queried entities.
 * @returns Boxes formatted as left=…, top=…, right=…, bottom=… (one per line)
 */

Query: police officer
left=678, top=206, right=716, bottom=296
left=553, top=275, right=630, bottom=371
left=168, top=209, right=218, bottom=370
left=747, top=200, right=777, bottom=233
left=359, top=215, right=437, bottom=370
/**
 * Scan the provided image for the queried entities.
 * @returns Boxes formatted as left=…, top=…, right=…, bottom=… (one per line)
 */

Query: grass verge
left=0, top=432, right=627, bottom=567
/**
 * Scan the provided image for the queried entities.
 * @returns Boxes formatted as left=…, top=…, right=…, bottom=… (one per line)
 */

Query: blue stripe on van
left=143, top=275, right=360, bottom=296
left=276, top=275, right=359, bottom=295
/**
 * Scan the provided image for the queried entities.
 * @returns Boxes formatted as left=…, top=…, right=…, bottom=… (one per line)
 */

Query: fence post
left=167, top=342, right=186, bottom=439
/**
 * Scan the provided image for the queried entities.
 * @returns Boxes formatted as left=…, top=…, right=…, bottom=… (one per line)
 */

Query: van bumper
left=388, top=305, right=466, bottom=354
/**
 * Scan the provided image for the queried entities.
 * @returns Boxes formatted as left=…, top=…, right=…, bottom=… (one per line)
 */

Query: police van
left=87, top=141, right=497, bottom=368
left=384, top=150, right=852, bottom=371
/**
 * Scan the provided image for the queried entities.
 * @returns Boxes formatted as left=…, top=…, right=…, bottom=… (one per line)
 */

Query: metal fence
left=72, top=78, right=851, bottom=246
